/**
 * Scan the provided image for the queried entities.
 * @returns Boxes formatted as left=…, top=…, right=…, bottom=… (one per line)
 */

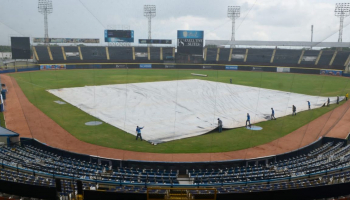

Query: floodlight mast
left=144, top=5, right=156, bottom=41
left=227, top=6, right=240, bottom=48
left=335, top=3, right=350, bottom=43
left=311, top=25, right=313, bottom=50
left=38, top=0, right=53, bottom=45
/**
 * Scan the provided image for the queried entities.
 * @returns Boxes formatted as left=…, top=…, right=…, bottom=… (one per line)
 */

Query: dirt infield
left=3, top=73, right=350, bottom=162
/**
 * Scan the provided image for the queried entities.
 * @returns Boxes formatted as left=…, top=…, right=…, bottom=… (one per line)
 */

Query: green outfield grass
left=9, top=69, right=350, bottom=153
left=0, top=112, right=6, bottom=128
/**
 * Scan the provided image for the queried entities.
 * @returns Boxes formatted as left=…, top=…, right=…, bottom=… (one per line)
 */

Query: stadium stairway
left=177, top=175, right=192, bottom=185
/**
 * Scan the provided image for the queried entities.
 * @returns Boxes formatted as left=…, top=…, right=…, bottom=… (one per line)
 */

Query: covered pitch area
left=48, top=79, right=342, bottom=144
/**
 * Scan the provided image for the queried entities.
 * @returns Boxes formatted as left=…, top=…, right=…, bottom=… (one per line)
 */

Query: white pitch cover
left=48, top=79, right=343, bottom=144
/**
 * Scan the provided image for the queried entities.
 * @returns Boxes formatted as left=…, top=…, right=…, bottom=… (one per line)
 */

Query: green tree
left=322, top=47, right=350, bottom=51
left=206, top=45, right=218, bottom=48
left=0, top=46, right=11, bottom=52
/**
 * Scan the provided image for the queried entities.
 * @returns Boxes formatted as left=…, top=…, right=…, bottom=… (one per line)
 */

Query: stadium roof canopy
left=0, top=127, right=19, bottom=137
left=205, top=40, right=350, bottom=48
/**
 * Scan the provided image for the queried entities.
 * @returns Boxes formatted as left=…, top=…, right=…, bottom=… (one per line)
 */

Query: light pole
left=144, top=5, right=156, bottom=40
left=38, top=0, right=53, bottom=45
left=335, top=3, right=350, bottom=43
left=311, top=25, right=313, bottom=50
left=227, top=6, right=240, bottom=48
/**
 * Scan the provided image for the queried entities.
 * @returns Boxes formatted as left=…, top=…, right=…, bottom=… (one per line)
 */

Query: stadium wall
left=0, top=179, right=56, bottom=199
left=0, top=63, right=334, bottom=75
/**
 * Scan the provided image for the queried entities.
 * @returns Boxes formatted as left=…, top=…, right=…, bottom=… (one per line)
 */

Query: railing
left=147, top=187, right=217, bottom=200
left=1, top=155, right=350, bottom=190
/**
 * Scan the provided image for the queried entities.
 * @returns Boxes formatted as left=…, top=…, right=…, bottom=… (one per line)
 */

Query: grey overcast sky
left=0, top=0, right=349, bottom=46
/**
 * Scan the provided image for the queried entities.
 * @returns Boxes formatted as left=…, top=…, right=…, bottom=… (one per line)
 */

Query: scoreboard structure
left=11, top=37, right=31, bottom=59
left=139, top=39, right=172, bottom=44
left=104, top=30, right=134, bottom=42
left=177, top=30, right=204, bottom=55
left=33, top=38, right=99, bottom=43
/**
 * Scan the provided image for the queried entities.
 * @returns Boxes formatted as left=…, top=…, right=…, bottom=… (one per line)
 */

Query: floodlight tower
left=227, top=6, right=240, bottom=48
left=144, top=5, right=156, bottom=40
left=38, top=0, right=53, bottom=44
left=335, top=3, right=350, bottom=43
left=311, top=25, right=313, bottom=50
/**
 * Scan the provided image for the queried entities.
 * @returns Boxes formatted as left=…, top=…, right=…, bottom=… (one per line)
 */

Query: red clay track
left=3, top=74, right=350, bottom=162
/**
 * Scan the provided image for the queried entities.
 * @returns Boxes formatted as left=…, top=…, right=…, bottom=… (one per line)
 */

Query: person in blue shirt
left=307, top=101, right=311, bottom=110
left=136, top=126, right=144, bottom=141
left=246, top=113, right=251, bottom=128
left=271, top=108, right=276, bottom=120
left=217, top=118, right=223, bottom=133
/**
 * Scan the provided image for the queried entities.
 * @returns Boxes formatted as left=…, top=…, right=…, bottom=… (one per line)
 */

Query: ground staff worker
left=327, top=98, right=330, bottom=106
left=292, top=105, right=297, bottom=116
left=246, top=113, right=251, bottom=128
left=346, top=93, right=349, bottom=101
left=136, top=126, right=144, bottom=141
left=337, top=96, right=339, bottom=104
left=271, top=108, right=276, bottom=120
left=217, top=118, right=223, bottom=133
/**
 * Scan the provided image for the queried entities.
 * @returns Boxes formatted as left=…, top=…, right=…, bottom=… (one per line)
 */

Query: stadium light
left=38, top=0, right=53, bottom=44
left=311, top=25, right=313, bottom=50
left=335, top=3, right=350, bottom=43
left=227, top=6, right=240, bottom=48
left=144, top=5, right=156, bottom=41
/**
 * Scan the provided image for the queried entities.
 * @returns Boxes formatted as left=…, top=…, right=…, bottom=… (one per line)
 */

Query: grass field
left=0, top=112, right=6, bottom=128
left=9, top=69, right=350, bottom=153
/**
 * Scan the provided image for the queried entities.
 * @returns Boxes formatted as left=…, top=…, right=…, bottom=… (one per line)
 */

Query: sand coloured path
left=2, top=74, right=350, bottom=162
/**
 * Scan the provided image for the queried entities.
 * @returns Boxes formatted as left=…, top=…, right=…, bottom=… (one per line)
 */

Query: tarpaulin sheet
left=48, top=79, right=343, bottom=144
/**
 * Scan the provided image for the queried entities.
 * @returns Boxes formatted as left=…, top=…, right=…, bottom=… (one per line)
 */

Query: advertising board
left=40, top=64, right=66, bottom=70
left=33, top=38, right=99, bottom=43
left=252, top=67, right=263, bottom=71
left=140, top=64, right=152, bottom=69
left=177, top=31, right=204, bottom=39
left=115, top=64, right=127, bottom=68
left=225, top=65, right=238, bottom=70
left=65, top=52, right=80, bottom=57
left=231, top=54, right=245, bottom=59
left=135, top=52, right=148, bottom=58
left=104, top=30, right=134, bottom=42
left=320, top=69, right=342, bottom=76
left=177, top=30, right=204, bottom=55
left=301, top=56, right=317, bottom=62
left=139, top=39, right=172, bottom=44
left=277, top=67, right=290, bottom=73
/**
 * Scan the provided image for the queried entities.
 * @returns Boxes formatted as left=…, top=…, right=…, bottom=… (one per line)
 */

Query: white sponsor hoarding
left=277, top=67, right=290, bottom=73
left=65, top=52, right=79, bottom=57
left=302, top=56, right=317, bottom=62
left=231, top=54, right=245, bottom=59
left=135, top=52, right=148, bottom=57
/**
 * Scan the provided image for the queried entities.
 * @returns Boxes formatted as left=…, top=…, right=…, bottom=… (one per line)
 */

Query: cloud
left=0, top=0, right=348, bottom=45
